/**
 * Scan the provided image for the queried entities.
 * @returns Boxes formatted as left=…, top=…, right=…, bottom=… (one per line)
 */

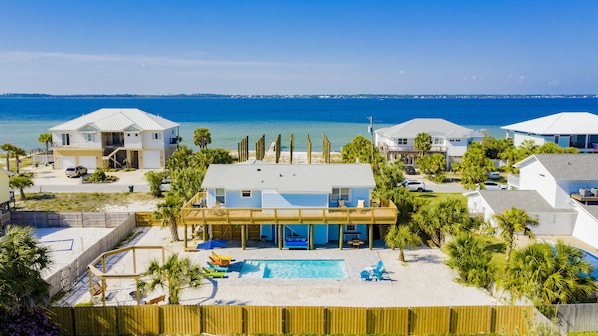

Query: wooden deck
left=181, top=194, right=398, bottom=226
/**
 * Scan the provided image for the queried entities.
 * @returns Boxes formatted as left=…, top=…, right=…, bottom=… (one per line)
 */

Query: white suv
left=400, top=180, right=426, bottom=192
left=477, top=181, right=507, bottom=190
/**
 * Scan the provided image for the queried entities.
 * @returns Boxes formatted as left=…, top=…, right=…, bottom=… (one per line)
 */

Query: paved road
left=21, top=166, right=469, bottom=194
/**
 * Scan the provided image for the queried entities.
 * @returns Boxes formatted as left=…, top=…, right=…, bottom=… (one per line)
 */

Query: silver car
left=400, top=180, right=426, bottom=192
left=65, top=165, right=87, bottom=177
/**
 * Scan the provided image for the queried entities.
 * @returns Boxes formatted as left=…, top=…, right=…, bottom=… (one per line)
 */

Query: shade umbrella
left=196, top=239, right=227, bottom=250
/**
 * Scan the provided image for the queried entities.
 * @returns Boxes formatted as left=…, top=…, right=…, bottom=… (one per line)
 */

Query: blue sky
left=1, top=1, right=597, bottom=95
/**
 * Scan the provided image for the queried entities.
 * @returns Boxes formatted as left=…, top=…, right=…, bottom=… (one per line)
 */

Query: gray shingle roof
left=49, top=108, right=179, bottom=131
left=201, top=163, right=375, bottom=193
left=375, top=118, right=483, bottom=139
left=515, top=154, right=598, bottom=181
left=477, top=190, right=571, bottom=213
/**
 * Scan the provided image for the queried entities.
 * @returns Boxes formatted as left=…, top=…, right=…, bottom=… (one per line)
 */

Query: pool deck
left=55, top=226, right=501, bottom=307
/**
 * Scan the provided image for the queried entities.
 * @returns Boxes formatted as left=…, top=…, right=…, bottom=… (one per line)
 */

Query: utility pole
left=367, top=116, right=374, bottom=163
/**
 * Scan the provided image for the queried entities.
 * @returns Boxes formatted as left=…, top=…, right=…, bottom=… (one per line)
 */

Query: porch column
left=183, top=222, right=188, bottom=250
left=278, top=224, right=283, bottom=250
left=339, top=224, right=344, bottom=250
left=309, top=224, right=314, bottom=250
left=368, top=224, right=373, bottom=250
left=241, top=224, right=246, bottom=250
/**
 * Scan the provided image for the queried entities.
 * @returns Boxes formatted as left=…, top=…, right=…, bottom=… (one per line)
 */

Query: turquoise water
left=239, top=259, right=348, bottom=279
left=582, top=250, right=598, bottom=280
left=3, top=96, right=598, bottom=151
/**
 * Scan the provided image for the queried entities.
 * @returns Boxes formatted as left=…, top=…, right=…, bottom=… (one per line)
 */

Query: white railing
left=507, top=174, right=520, bottom=190
left=380, top=144, right=447, bottom=152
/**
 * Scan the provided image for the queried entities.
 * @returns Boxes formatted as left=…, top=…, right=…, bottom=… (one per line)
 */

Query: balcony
left=507, top=174, right=520, bottom=190
left=380, top=144, right=447, bottom=153
left=181, top=193, right=398, bottom=226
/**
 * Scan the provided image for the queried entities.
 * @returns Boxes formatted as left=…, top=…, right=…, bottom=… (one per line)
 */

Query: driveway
left=24, top=165, right=153, bottom=193
left=403, top=173, right=469, bottom=193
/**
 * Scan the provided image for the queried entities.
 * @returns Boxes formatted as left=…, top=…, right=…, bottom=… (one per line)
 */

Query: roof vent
left=257, top=168, right=261, bottom=171
left=279, top=173, right=283, bottom=177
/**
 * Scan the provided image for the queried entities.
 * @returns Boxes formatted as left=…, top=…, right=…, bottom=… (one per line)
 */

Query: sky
left=1, top=1, right=598, bottom=95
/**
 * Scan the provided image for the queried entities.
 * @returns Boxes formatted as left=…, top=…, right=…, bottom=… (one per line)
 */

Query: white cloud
left=0, top=51, right=345, bottom=68
left=546, top=79, right=560, bottom=86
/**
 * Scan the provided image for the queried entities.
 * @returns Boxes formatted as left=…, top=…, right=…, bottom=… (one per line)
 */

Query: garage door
left=78, top=156, right=97, bottom=170
left=143, top=151, right=161, bottom=169
left=58, top=156, right=75, bottom=169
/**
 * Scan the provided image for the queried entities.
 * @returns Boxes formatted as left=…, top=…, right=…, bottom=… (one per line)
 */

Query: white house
left=501, top=112, right=598, bottom=152
left=375, top=118, right=484, bottom=168
left=50, top=108, right=180, bottom=170
left=1, top=170, right=13, bottom=210
left=466, top=154, right=598, bottom=248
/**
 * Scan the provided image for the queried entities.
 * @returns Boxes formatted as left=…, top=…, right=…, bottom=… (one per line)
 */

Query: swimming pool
left=581, top=250, right=598, bottom=279
left=239, top=259, right=348, bottom=279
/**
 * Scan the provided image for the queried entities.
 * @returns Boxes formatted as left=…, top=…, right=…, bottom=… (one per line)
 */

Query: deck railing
left=181, top=192, right=398, bottom=226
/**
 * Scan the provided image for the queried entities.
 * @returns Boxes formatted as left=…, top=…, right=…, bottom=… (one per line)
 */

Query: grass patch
left=15, top=192, right=160, bottom=212
left=413, top=192, right=466, bottom=206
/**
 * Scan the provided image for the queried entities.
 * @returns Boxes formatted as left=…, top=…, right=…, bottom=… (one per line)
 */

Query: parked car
left=65, top=165, right=87, bottom=177
left=400, top=180, right=426, bottom=192
left=404, top=165, right=417, bottom=175
left=477, top=181, right=507, bottom=190
left=488, top=171, right=501, bottom=180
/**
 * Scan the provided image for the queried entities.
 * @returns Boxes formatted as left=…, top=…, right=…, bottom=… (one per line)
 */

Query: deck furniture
left=348, top=238, right=364, bottom=249
left=144, top=295, right=166, bottom=305
left=203, top=267, right=226, bottom=278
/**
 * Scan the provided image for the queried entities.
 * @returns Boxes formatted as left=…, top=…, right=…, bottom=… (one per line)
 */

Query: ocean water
left=2, top=96, right=598, bottom=152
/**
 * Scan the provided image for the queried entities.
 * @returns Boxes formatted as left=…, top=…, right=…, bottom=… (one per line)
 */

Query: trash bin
left=128, top=185, right=134, bottom=193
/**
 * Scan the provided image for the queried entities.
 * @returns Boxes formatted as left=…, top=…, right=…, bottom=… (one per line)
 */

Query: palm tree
left=504, top=242, right=596, bottom=305
left=144, top=170, right=165, bottom=197
left=414, top=132, right=432, bottom=158
left=435, top=198, right=471, bottom=239
left=193, top=127, right=212, bottom=149
left=493, top=207, right=539, bottom=261
left=12, top=146, right=26, bottom=173
left=413, top=206, right=442, bottom=247
left=138, top=253, right=203, bottom=304
left=1, top=143, right=16, bottom=171
left=445, top=232, right=495, bottom=288
left=38, top=133, right=52, bottom=154
left=0, top=225, right=52, bottom=315
left=9, top=174, right=34, bottom=200
left=384, top=224, right=422, bottom=262
left=169, top=167, right=206, bottom=202
left=153, top=194, right=183, bottom=241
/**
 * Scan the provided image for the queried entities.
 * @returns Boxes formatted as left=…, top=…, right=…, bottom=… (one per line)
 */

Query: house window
left=241, top=190, right=251, bottom=198
left=85, top=134, right=94, bottom=142
left=215, top=188, right=225, bottom=205
left=61, top=133, right=70, bottom=145
left=433, top=138, right=443, bottom=145
left=345, top=224, right=356, bottom=231
left=153, top=133, right=161, bottom=140
left=396, top=138, right=407, bottom=145
left=331, top=188, right=350, bottom=202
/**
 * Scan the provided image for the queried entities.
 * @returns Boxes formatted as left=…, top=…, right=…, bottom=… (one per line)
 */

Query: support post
left=309, top=224, right=314, bottom=250
left=369, top=224, right=373, bottom=250
left=339, top=224, right=344, bottom=250
left=241, top=224, right=246, bottom=250
left=278, top=224, right=283, bottom=250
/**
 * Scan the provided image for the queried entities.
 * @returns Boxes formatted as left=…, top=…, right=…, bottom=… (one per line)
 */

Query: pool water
left=582, top=250, right=598, bottom=280
left=239, top=259, right=348, bottom=279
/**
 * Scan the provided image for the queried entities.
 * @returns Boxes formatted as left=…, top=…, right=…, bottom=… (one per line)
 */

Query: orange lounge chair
left=212, top=250, right=233, bottom=261
left=209, top=255, right=230, bottom=267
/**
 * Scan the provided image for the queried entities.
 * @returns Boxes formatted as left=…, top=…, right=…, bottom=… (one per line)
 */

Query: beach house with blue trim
left=182, top=161, right=398, bottom=250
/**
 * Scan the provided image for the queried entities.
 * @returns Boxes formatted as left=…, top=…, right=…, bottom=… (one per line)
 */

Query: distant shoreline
left=2, top=93, right=598, bottom=99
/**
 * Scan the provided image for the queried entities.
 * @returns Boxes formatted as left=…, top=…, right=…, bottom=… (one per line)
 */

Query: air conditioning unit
left=591, top=188, right=598, bottom=196
left=579, top=188, right=592, bottom=197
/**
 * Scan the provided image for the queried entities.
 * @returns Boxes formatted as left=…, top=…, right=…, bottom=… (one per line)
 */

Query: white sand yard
left=54, top=226, right=500, bottom=307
